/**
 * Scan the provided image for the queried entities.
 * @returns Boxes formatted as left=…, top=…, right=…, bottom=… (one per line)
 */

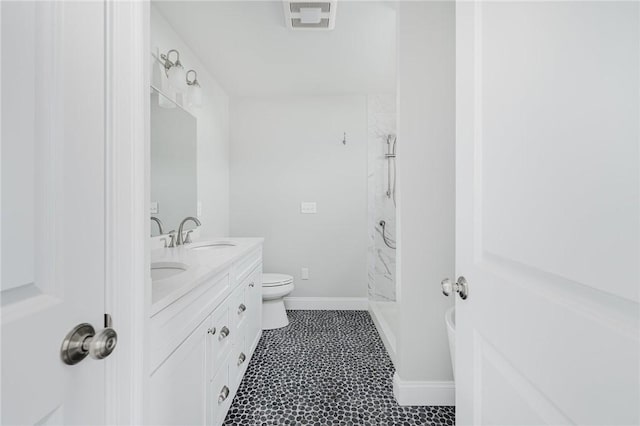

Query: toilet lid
left=262, top=273, right=293, bottom=287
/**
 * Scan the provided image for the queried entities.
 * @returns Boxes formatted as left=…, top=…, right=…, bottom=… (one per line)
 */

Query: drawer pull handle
left=219, top=326, right=230, bottom=340
left=237, top=352, right=246, bottom=366
left=207, top=327, right=216, bottom=335
left=218, top=385, right=230, bottom=404
left=248, top=282, right=255, bottom=288
left=237, top=303, right=246, bottom=315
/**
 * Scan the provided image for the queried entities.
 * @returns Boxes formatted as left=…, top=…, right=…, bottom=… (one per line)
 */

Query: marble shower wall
left=367, top=95, right=397, bottom=302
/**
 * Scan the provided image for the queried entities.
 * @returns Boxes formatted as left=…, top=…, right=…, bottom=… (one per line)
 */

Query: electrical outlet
left=301, top=268, right=309, bottom=280
left=197, top=201, right=202, bottom=217
left=300, top=202, right=317, bottom=214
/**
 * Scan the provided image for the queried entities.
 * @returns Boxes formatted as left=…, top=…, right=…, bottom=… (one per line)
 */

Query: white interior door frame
left=104, top=1, right=150, bottom=424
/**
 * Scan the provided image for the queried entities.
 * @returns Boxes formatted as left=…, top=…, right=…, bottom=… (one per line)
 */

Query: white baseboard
left=368, top=302, right=397, bottom=367
left=393, top=373, right=455, bottom=406
left=284, top=297, right=368, bottom=310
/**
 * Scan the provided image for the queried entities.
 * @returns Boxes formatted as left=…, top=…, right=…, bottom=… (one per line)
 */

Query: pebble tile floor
left=224, top=310, right=455, bottom=425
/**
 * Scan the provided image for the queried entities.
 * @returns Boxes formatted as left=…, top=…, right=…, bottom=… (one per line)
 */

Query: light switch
left=300, top=202, right=317, bottom=214
left=197, top=201, right=202, bottom=217
left=150, top=201, right=159, bottom=214
left=301, top=268, right=309, bottom=280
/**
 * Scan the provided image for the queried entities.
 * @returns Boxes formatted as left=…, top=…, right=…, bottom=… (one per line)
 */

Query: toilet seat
left=262, top=273, right=293, bottom=288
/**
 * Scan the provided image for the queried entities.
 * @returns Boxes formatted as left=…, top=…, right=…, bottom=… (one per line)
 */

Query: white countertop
left=150, top=237, right=264, bottom=315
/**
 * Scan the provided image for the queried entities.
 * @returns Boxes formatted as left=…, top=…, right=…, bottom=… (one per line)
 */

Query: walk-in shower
left=367, top=95, right=398, bottom=362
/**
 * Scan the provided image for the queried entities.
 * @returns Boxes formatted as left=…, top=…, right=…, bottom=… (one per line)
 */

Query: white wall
left=150, top=5, right=229, bottom=237
left=396, top=0, right=456, bottom=387
left=230, top=96, right=368, bottom=299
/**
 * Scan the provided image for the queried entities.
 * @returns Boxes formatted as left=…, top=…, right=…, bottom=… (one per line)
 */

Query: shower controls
left=385, top=134, right=397, bottom=204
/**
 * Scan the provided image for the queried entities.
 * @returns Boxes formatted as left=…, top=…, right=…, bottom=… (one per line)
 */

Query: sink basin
left=189, top=241, right=237, bottom=251
left=151, top=262, right=189, bottom=281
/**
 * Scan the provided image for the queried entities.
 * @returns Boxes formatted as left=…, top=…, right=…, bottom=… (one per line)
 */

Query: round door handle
left=237, top=303, right=246, bottom=315
left=207, top=327, right=216, bottom=335
left=441, top=278, right=453, bottom=296
left=89, top=327, right=118, bottom=360
left=441, top=276, right=469, bottom=300
left=61, top=323, right=118, bottom=365
left=455, top=276, right=469, bottom=300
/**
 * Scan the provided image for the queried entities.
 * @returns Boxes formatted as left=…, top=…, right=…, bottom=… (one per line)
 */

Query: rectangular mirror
left=150, top=86, right=197, bottom=236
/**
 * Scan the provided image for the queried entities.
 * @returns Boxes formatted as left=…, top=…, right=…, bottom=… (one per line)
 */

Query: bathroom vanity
left=149, top=238, right=263, bottom=426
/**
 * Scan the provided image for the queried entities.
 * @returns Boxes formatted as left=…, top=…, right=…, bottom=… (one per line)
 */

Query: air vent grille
left=283, top=0, right=337, bottom=31
left=291, top=18, right=330, bottom=28
left=289, top=2, right=330, bottom=13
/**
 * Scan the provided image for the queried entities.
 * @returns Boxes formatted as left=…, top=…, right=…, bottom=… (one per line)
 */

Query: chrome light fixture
left=186, top=70, right=203, bottom=107
left=160, top=49, right=187, bottom=92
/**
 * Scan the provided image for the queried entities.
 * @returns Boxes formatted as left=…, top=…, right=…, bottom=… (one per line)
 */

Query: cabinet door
left=210, top=357, right=231, bottom=426
left=150, top=320, right=209, bottom=426
left=245, top=267, right=263, bottom=354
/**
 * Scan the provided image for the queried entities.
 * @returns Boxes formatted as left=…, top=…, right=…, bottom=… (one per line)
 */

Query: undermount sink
left=188, top=241, right=237, bottom=251
left=151, top=261, right=189, bottom=281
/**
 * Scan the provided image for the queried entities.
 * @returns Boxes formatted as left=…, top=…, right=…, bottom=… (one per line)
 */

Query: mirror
left=150, top=87, right=197, bottom=236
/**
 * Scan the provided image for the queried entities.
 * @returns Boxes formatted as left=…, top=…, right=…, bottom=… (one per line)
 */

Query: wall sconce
left=160, top=49, right=187, bottom=92
left=186, top=70, right=203, bottom=107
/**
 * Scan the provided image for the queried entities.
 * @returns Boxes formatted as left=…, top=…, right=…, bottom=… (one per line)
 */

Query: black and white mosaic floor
left=224, top=310, right=455, bottom=425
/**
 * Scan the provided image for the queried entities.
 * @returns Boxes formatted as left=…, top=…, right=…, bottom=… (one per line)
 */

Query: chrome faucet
left=150, top=216, right=164, bottom=236
left=177, top=216, right=201, bottom=245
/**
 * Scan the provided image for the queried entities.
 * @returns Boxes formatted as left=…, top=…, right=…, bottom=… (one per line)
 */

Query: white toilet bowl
left=262, top=273, right=294, bottom=330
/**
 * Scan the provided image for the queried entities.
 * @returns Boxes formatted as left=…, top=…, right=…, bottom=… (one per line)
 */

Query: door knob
left=441, top=278, right=453, bottom=296
left=441, top=276, right=469, bottom=300
left=61, top=323, right=118, bottom=365
left=455, top=276, right=469, bottom=300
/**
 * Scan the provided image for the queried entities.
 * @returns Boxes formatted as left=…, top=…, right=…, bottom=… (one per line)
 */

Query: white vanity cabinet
left=149, top=319, right=210, bottom=426
left=150, top=243, right=263, bottom=426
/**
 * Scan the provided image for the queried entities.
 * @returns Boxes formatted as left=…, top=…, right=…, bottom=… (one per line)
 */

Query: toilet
left=261, top=273, right=295, bottom=330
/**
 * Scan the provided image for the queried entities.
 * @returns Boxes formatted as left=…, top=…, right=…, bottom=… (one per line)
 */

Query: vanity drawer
left=234, top=248, right=262, bottom=284
left=209, top=302, right=232, bottom=378
left=150, top=272, right=230, bottom=371
left=209, top=353, right=232, bottom=426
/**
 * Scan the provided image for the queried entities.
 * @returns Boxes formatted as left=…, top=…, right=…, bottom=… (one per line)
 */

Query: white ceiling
left=153, top=1, right=397, bottom=97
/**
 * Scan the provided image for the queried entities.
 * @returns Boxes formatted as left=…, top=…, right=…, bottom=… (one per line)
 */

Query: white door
left=456, top=1, right=639, bottom=425
left=1, top=2, right=110, bottom=424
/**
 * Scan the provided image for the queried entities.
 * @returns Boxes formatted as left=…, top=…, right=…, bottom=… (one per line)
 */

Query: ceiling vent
left=283, top=1, right=337, bottom=30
